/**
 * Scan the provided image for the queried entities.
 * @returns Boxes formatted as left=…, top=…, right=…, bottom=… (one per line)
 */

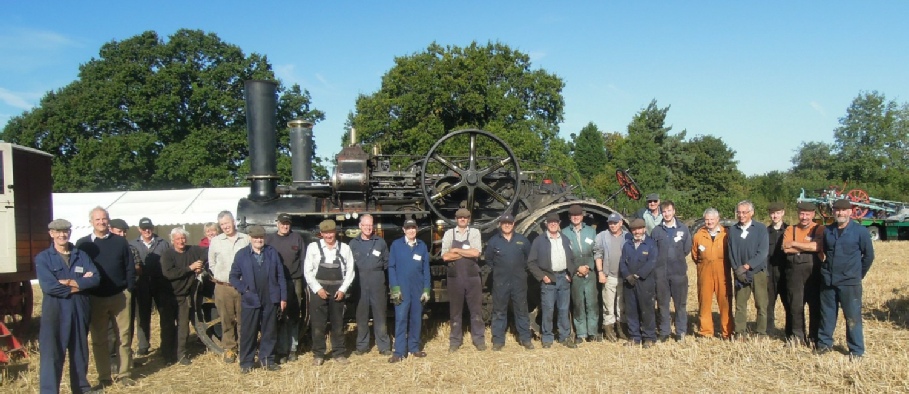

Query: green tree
left=832, top=91, right=907, bottom=184
left=674, top=135, right=746, bottom=216
left=612, top=100, right=685, bottom=196
left=570, top=122, right=608, bottom=180
left=1, top=29, right=325, bottom=191
left=349, top=41, right=565, bottom=165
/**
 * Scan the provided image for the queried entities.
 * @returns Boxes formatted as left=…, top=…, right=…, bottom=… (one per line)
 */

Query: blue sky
left=2, top=1, right=907, bottom=176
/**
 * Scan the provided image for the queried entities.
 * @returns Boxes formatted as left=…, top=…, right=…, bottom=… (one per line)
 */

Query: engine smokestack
left=349, top=127, right=357, bottom=146
left=244, top=80, right=279, bottom=201
left=288, top=119, right=314, bottom=183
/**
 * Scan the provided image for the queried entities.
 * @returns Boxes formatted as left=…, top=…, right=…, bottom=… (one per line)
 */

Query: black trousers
left=310, top=283, right=346, bottom=359
left=174, top=295, right=191, bottom=360
left=785, top=262, right=821, bottom=343
left=239, top=302, right=278, bottom=368
left=134, top=276, right=172, bottom=352
left=767, top=264, right=787, bottom=330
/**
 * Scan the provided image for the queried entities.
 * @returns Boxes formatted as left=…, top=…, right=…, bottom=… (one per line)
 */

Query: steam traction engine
left=192, top=81, right=640, bottom=352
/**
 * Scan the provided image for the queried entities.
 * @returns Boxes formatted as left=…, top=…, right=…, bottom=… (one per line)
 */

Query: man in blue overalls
left=388, top=219, right=431, bottom=363
left=485, top=213, right=533, bottom=350
left=620, top=218, right=658, bottom=348
left=442, top=208, right=486, bottom=352
left=37, top=219, right=101, bottom=394
left=350, top=214, right=391, bottom=356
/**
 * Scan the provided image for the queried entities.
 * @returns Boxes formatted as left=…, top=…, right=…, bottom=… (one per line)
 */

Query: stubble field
left=2, top=242, right=908, bottom=393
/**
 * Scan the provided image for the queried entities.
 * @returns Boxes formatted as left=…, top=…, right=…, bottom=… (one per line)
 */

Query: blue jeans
left=818, top=283, right=864, bottom=355
left=540, top=273, right=571, bottom=343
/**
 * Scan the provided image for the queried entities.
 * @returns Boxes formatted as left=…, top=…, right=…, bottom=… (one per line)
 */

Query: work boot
left=492, top=343, right=505, bottom=351
left=521, top=341, right=534, bottom=350
left=617, top=323, right=629, bottom=340
left=560, top=340, right=578, bottom=349
left=603, top=324, right=617, bottom=342
left=643, top=340, right=655, bottom=349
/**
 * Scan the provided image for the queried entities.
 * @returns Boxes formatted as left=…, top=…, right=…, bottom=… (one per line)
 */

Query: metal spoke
left=430, top=180, right=466, bottom=202
left=478, top=182, right=509, bottom=205
left=431, top=154, right=462, bottom=174
left=478, top=156, right=513, bottom=177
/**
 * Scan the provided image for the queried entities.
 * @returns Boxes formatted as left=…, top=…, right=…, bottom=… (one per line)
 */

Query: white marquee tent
left=53, top=187, right=249, bottom=240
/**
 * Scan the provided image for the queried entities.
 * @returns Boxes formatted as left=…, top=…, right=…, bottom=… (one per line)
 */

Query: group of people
left=37, top=195, right=875, bottom=393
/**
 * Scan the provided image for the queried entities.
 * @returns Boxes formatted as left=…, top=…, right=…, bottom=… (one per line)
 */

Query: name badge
left=75, top=266, right=84, bottom=273
left=462, top=244, right=470, bottom=249
left=674, top=235, right=682, bottom=243
left=412, top=254, right=422, bottom=261
left=372, top=249, right=382, bottom=257
left=698, top=245, right=706, bottom=252
left=676, top=231, right=684, bottom=238
left=741, top=230, right=749, bottom=239
left=805, top=236, right=812, bottom=241
left=585, top=238, right=593, bottom=244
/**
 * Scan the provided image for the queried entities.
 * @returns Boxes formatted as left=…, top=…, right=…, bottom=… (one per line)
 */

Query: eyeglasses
left=735, top=211, right=752, bottom=215
left=647, top=200, right=658, bottom=203
left=457, top=217, right=470, bottom=219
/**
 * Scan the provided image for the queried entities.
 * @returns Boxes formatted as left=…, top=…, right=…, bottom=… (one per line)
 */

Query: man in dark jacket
left=766, top=202, right=788, bottom=334
left=649, top=201, right=692, bottom=342
left=620, top=218, right=658, bottom=347
left=229, top=225, right=287, bottom=373
left=161, top=228, right=205, bottom=365
left=130, top=217, right=172, bottom=358
left=728, top=201, right=770, bottom=339
left=816, top=199, right=874, bottom=358
left=527, top=213, right=577, bottom=349
left=265, top=213, right=306, bottom=363
left=485, top=213, right=533, bottom=351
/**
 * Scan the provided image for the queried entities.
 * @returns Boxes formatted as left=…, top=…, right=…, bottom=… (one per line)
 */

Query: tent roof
left=54, top=187, right=249, bottom=240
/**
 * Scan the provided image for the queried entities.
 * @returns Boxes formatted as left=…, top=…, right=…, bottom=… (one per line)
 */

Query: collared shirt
left=208, top=232, right=251, bottom=282
left=548, top=232, right=567, bottom=272
left=302, top=239, right=356, bottom=294
left=441, top=226, right=482, bottom=254
left=643, top=210, right=663, bottom=235
left=90, top=231, right=110, bottom=242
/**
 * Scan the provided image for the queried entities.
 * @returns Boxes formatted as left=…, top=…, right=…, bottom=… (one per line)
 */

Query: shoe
left=223, top=350, right=237, bottom=364
left=333, top=356, right=349, bottom=365
left=814, top=347, right=833, bottom=355
left=474, top=343, right=487, bottom=351
left=410, top=351, right=427, bottom=358
left=675, top=335, right=685, bottom=343
left=354, top=349, right=368, bottom=356
left=624, top=340, right=641, bottom=347
left=593, top=334, right=603, bottom=342
left=287, top=353, right=298, bottom=362
left=136, top=348, right=150, bottom=357
left=542, top=342, right=552, bottom=349
left=849, top=353, right=863, bottom=362
left=116, top=377, right=137, bottom=387
left=521, top=341, right=534, bottom=350
left=98, top=379, right=114, bottom=388
left=240, top=366, right=252, bottom=374
left=574, top=336, right=585, bottom=344
left=388, top=355, right=403, bottom=363
left=265, top=363, right=282, bottom=371
left=658, top=335, right=670, bottom=343
left=603, top=325, right=617, bottom=342
left=617, top=323, right=629, bottom=340
left=312, top=358, right=325, bottom=366
left=379, top=350, right=393, bottom=356
left=85, top=389, right=105, bottom=394
left=643, top=340, right=655, bottom=349
left=448, top=345, right=460, bottom=353
left=560, top=340, right=577, bottom=349
left=276, top=356, right=288, bottom=365
left=179, top=357, right=192, bottom=366
left=492, top=344, right=504, bottom=351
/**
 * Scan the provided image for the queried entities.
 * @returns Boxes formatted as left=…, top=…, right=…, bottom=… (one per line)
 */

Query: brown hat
left=568, top=204, right=583, bottom=215
left=629, top=218, right=646, bottom=230
left=796, top=202, right=816, bottom=212
left=319, top=220, right=337, bottom=232
left=831, top=199, right=853, bottom=210
left=247, top=225, right=266, bottom=238
left=48, top=219, right=72, bottom=231
left=767, top=202, right=785, bottom=212
left=455, top=208, right=471, bottom=218
left=545, top=213, right=560, bottom=223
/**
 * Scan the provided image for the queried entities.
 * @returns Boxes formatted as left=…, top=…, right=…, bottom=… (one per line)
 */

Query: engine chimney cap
left=288, top=119, right=313, bottom=128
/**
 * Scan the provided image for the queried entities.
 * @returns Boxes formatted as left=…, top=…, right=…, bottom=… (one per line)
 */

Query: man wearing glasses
left=635, top=193, right=663, bottom=235
left=727, top=201, right=770, bottom=340
left=442, top=208, right=486, bottom=352
left=350, top=214, right=392, bottom=356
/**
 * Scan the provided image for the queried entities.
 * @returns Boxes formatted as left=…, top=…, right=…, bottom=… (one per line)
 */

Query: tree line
left=2, top=30, right=905, bottom=221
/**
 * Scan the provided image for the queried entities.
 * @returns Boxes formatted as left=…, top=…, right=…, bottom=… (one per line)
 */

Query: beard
left=836, top=216, right=850, bottom=224
left=633, top=233, right=644, bottom=242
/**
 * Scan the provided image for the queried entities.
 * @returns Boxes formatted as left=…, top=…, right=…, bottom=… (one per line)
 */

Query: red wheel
left=616, top=170, right=642, bottom=201
left=0, top=282, right=33, bottom=336
left=847, top=189, right=870, bottom=204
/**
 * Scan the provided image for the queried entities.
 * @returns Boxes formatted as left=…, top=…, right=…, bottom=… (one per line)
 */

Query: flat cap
left=646, top=193, right=660, bottom=201
left=247, top=225, right=266, bottom=237
left=629, top=218, right=646, bottom=229
left=767, top=202, right=785, bottom=212
left=455, top=208, right=471, bottom=218
left=319, top=220, right=337, bottom=232
left=568, top=204, right=584, bottom=215
left=545, top=213, right=561, bottom=223
left=109, top=218, right=129, bottom=231
left=138, top=217, right=154, bottom=229
left=832, top=199, right=853, bottom=210
left=796, top=202, right=816, bottom=211
left=276, top=213, right=292, bottom=223
left=48, top=219, right=72, bottom=231
left=607, top=213, right=623, bottom=223
left=402, top=219, right=417, bottom=228
left=498, top=213, right=515, bottom=223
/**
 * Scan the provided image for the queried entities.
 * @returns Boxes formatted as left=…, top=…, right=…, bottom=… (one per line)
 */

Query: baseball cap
left=498, top=213, right=515, bottom=223
left=607, top=213, right=623, bottom=223
left=403, top=219, right=417, bottom=228
left=646, top=193, right=660, bottom=201
left=277, top=213, right=292, bottom=223
left=138, top=217, right=154, bottom=229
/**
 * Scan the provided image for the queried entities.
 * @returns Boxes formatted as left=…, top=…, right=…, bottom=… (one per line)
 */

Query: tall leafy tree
left=832, top=91, right=906, bottom=184
left=612, top=100, right=685, bottom=196
left=571, top=122, right=608, bottom=180
left=675, top=135, right=746, bottom=216
left=1, top=29, right=325, bottom=191
left=349, top=41, right=565, bottom=164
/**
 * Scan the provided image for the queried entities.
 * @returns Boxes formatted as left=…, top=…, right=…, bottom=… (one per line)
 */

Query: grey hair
left=203, top=222, right=219, bottom=232
left=217, top=211, right=235, bottom=222
left=89, top=206, right=109, bottom=221
left=703, top=208, right=720, bottom=218
left=170, top=227, right=190, bottom=240
left=736, top=200, right=755, bottom=212
left=359, top=214, right=374, bottom=223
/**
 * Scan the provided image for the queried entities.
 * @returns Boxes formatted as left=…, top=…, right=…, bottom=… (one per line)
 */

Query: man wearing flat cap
left=817, top=199, right=874, bottom=359
left=635, top=193, right=663, bottom=235
left=528, top=212, right=577, bottom=349
left=765, top=202, right=789, bottom=334
left=388, top=219, right=431, bottom=363
left=594, top=212, right=629, bottom=341
left=620, top=218, right=658, bottom=347
left=37, top=219, right=100, bottom=394
left=782, top=202, right=824, bottom=346
left=562, top=204, right=600, bottom=343
left=441, top=208, right=486, bottom=352
left=230, top=225, right=287, bottom=373
left=130, top=217, right=172, bottom=359
left=266, top=213, right=306, bottom=363
left=485, top=213, right=533, bottom=350
left=303, top=220, right=355, bottom=366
